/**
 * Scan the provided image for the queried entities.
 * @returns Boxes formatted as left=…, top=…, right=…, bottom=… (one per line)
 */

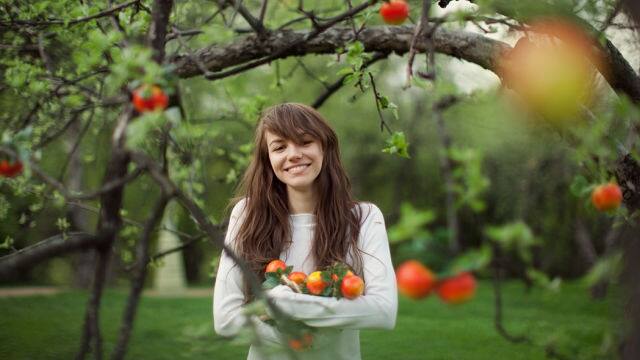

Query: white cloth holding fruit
left=213, top=199, right=397, bottom=360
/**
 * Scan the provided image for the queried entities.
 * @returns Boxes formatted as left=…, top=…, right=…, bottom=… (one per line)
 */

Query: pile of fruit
left=262, top=260, right=364, bottom=300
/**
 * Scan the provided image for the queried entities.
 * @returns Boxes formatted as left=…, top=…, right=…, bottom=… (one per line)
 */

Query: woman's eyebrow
left=269, top=139, right=284, bottom=146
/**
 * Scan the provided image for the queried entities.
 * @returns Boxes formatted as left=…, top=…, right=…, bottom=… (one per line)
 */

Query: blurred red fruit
left=0, top=160, right=23, bottom=178
left=437, top=272, right=477, bottom=305
left=132, top=84, right=168, bottom=113
left=396, top=260, right=436, bottom=299
left=379, top=0, right=409, bottom=25
left=591, top=183, right=622, bottom=211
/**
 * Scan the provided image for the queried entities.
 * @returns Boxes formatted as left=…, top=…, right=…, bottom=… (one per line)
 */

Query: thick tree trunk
left=615, top=153, right=640, bottom=360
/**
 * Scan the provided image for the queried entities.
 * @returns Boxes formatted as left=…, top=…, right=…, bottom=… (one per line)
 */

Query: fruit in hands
left=306, top=271, right=329, bottom=295
left=0, top=160, right=23, bottom=177
left=265, top=259, right=287, bottom=274
left=437, top=272, right=477, bottom=305
left=396, top=260, right=436, bottom=299
left=591, top=183, right=622, bottom=211
left=288, top=332, right=313, bottom=351
left=288, top=271, right=307, bottom=285
left=341, top=274, right=365, bottom=299
left=331, top=270, right=353, bottom=282
left=379, top=0, right=409, bottom=25
left=132, top=84, right=169, bottom=113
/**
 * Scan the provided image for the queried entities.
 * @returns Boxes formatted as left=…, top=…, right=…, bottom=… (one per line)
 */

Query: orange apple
left=265, top=259, right=287, bottom=274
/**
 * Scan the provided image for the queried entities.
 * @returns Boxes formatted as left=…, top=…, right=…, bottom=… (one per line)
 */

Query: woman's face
left=265, top=130, right=323, bottom=193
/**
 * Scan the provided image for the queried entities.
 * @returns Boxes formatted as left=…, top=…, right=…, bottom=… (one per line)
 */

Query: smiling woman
left=213, top=103, right=397, bottom=360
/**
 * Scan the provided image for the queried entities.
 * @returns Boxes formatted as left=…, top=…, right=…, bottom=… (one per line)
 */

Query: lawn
left=0, top=281, right=620, bottom=359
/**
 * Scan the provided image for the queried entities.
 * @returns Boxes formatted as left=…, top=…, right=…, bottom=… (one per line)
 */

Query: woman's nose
left=287, top=144, right=303, bottom=159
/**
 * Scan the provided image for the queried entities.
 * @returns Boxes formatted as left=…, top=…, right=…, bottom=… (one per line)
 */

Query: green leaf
left=570, top=175, right=591, bottom=197
left=526, top=268, right=561, bottom=292
left=382, top=131, right=410, bottom=158
left=262, top=276, right=280, bottom=290
left=582, top=251, right=623, bottom=287
left=449, top=245, right=493, bottom=273
left=387, top=202, right=435, bottom=244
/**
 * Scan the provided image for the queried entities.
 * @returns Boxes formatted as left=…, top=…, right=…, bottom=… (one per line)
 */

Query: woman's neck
left=287, top=186, right=317, bottom=214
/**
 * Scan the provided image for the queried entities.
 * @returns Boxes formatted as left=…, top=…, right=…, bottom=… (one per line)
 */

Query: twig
left=111, top=195, right=171, bottom=360
left=312, top=51, right=388, bottom=109
left=368, top=72, right=392, bottom=134
left=202, top=0, right=377, bottom=81
left=0, top=0, right=142, bottom=27
left=406, top=0, right=431, bottom=87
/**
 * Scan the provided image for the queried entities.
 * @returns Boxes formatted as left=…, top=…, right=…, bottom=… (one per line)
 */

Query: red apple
left=341, top=274, right=365, bottom=299
left=0, top=159, right=23, bottom=178
left=265, top=259, right=287, bottom=274
left=437, top=272, right=477, bottom=305
left=591, top=183, right=622, bottom=211
left=132, top=84, right=169, bottom=113
left=288, top=271, right=307, bottom=285
left=306, top=271, right=329, bottom=295
left=379, top=0, right=409, bottom=25
left=396, top=260, right=436, bottom=299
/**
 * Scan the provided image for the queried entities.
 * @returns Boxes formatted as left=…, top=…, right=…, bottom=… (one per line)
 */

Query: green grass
left=0, top=281, right=620, bottom=359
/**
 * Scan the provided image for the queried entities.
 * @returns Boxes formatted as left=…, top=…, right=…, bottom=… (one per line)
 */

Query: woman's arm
left=212, top=200, right=281, bottom=342
left=267, top=204, right=398, bottom=330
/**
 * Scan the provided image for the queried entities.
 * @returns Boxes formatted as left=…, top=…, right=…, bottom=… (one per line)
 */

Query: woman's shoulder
left=229, top=197, right=248, bottom=219
left=353, top=201, right=385, bottom=225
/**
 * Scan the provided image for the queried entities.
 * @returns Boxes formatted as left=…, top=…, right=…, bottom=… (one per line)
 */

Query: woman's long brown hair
left=230, top=103, right=365, bottom=300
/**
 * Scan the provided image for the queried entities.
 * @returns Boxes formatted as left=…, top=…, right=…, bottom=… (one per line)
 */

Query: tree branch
left=312, top=51, right=388, bottom=108
left=0, top=232, right=99, bottom=278
left=111, top=195, right=171, bottom=360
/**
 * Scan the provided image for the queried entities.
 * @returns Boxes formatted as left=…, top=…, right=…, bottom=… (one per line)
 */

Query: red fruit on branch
left=341, top=274, right=364, bottom=299
left=591, top=183, right=622, bottom=211
left=437, top=272, right=477, bottom=305
left=265, top=259, right=287, bottom=274
left=0, top=160, right=23, bottom=178
left=132, top=84, right=169, bottom=113
left=379, top=0, right=409, bottom=25
left=396, top=260, right=436, bottom=299
left=306, top=271, right=329, bottom=295
left=288, top=271, right=307, bottom=285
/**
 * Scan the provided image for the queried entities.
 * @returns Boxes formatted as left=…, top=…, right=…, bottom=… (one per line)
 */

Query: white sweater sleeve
left=212, top=200, right=280, bottom=342
left=267, top=204, right=398, bottom=330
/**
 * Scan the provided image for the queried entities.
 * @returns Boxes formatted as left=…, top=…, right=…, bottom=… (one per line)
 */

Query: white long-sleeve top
left=213, top=199, right=397, bottom=360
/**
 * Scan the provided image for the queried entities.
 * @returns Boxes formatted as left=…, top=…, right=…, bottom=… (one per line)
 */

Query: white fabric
left=213, top=199, right=397, bottom=359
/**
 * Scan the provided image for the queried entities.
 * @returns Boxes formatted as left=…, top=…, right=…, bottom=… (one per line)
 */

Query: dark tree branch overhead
left=172, top=25, right=507, bottom=78
left=171, top=24, right=640, bottom=104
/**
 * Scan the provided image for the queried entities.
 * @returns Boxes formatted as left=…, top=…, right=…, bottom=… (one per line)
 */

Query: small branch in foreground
left=0, top=0, right=141, bottom=27
left=312, top=51, right=388, bottom=109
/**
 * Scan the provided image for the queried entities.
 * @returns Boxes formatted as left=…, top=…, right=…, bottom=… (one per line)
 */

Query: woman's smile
left=285, top=163, right=311, bottom=175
